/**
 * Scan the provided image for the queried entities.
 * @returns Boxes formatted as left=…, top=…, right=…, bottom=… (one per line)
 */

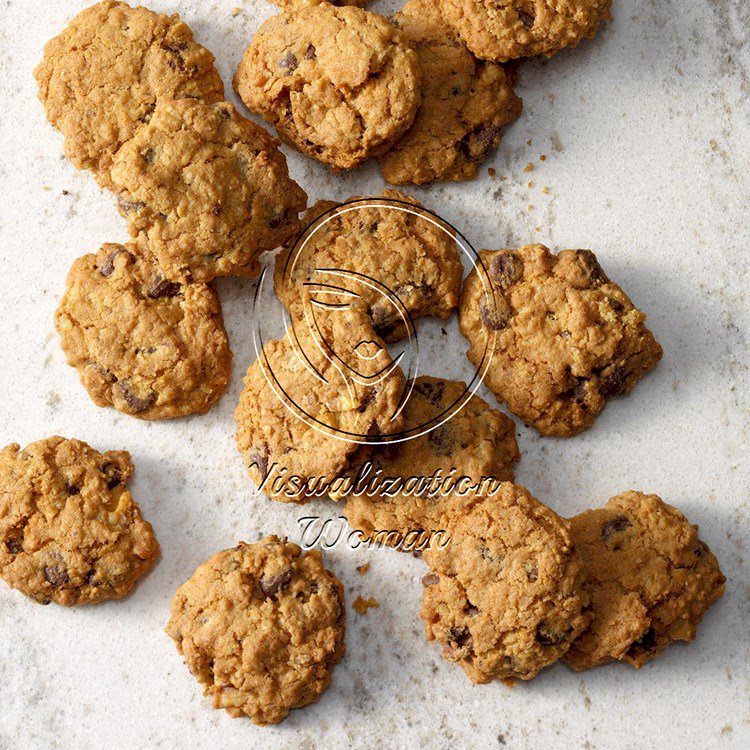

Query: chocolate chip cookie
left=564, top=491, right=725, bottom=671
left=233, top=1, right=421, bottom=170
left=274, top=190, right=463, bottom=342
left=344, top=376, right=520, bottom=546
left=458, top=244, right=663, bottom=437
left=421, top=485, right=589, bottom=683
left=55, top=240, right=232, bottom=420
left=379, top=0, right=522, bottom=185
left=166, top=536, right=345, bottom=725
left=108, top=98, right=307, bottom=282
left=435, top=0, right=612, bottom=62
left=235, top=301, right=407, bottom=502
left=35, top=0, right=224, bottom=189
left=0, top=437, right=159, bottom=606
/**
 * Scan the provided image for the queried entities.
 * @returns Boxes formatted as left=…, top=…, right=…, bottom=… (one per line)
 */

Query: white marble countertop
left=0, top=1, right=748, bottom=747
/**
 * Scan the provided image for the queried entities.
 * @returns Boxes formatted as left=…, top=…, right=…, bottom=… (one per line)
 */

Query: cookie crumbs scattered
left=232, top=7, right=241, bottom=16
left=523, top=162, right=534, bottom=173
left=542, top=186, right=550, bottom=195
left=527, top=204, right=534, bottom=210
left=488, top=167, right=497, bottom=178
left=539, top=154, right=547, bottom=161
left=353, top=595, right=379, bottom=615
left=356, top=563, right=370, bottom=575
left=527, top=181, right=534, bottom=189
left=441, top=327, right=448, bottom=336
left=62, top=189, right=69, bottom=196
left=42, top=185, right=51, bottom=191
left=526, top=139, right=532, bottom=146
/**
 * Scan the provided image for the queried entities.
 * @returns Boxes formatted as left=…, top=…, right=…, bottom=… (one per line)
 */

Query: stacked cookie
left=37, top=0, right=308, bottom=419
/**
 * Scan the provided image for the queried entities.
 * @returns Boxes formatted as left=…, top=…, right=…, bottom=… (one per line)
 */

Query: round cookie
left=421, top=485, right=589, bottom=683
left=108, top=98, right=307, bottom=282
left=344, top=376, right=520, bottom=547
left=166, top=536, right=345, bottom=725
left=235, top=302, right=407, bottom=502
left=458, top=244, right=663, bottom=437
left=435, top=0, right=612, bottom=62
left=0, top=437, right=159, bottom=606
left=564, top=491, right=725, bottom=671
left=55, top=240, right=232, bottom=420
left=233, top=1, right=422, bottom=170
left=34, top=0, right=224, bottom=188
left=274, top=190, right=463, bottom=342
left=379, top=0, right=522, bottom=185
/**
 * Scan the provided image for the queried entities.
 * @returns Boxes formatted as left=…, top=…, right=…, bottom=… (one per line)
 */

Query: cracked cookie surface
left=564, top=491, right=725, bottom=671
left=235, top=302, right=407, bottom=502
left=0, top=437, right=159, bottom=606
left=108, top=98, right=307, bottom=282
left=166, top=535, right=345, bottom=725
left=35, top=0, right=224, bottom=189
left=420, top=485, right=589, bottom=683
left=344, top=376, right=520, bottom=546
left=56, top=240, right=232, bottom=420
left=458, top=244, right=663, bottom=437
left=233, top=1, right=421, bottom=170
left=274, top=190, right=463, bottom=342
left=379, top=0, right=522, bottom=185
left=436, top=0, right=611, bottom=62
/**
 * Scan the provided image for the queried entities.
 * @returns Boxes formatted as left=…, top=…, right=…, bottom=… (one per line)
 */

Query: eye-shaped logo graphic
left=251, top=197, right=499, bottom=444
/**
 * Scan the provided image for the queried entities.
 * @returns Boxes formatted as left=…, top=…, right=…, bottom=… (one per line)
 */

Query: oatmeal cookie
left=274, top=190, right=463, bottom=342
left=108, top=98, right=307, bottom=282
left=344, top=376, right=520, bottom=546
left=458, top=244, right=663, bottom=437
left=166, top=536, right=345, bottom=725
left=55, top=240, right=232, bottom=420
left=235, top=302, right=407, bottom=502
left=564, top=491, right=725, bottom=671
left=233, top=1, right=421, bottom=170
left=34, top=0, right=224, bottom=188
left=421, top=485, right=589, bottom=683
left=0, top=437, right=158, bottom=606
left=379, top=0, right=522, bottom=185
left=435, top=0, right=611, bottom=62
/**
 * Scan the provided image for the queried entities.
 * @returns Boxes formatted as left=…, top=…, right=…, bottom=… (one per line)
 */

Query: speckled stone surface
left=0, top=1, right=748, bottom=747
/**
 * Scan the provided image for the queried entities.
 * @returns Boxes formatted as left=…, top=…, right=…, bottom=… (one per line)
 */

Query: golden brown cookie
left=34, top=0, right=224, bottom=188
left=274, top=190, right=463, bottom=342
left=55, top=240, right=232, bottom=420
left=235, top=302, right=407, bottom=502
left=421, top=485, right=589, bottom=683
left=564, top=491, right=725, bottom=671
left=0, top=437, right=158, bottom=606
left=344, top=376, right=520, bottom=547
left=166, top=536, right=345, bottom=725
left=379, top=0, right=522, bottom=185
left=458, top=244, right=663, bottom=437
left=233, top=1, right=421, bottom=170
left=435, top=0, right=611, bottom=62
left=108, top=98, right=307, bottom=282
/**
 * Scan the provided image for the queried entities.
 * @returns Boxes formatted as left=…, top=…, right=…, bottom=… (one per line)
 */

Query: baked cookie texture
left=421, top=486, right=589, bottom=683
left=344, top=376, right=520, bottom=546
left=435, top=0, right=612, bottom=62
left=564, top=491, right=725, bottom=671
left=274, top=190, right=463, bottom=342
left=379, top=0, right=522, bottom=185
left=235, top=302, right=407, bottom=502
left=233, top=1, right=422, bottom=170
left=166, top=536, right=345, bottom=725
left=108, top=98, right=307, bottom=282
left=55, top=240, right=232, bottom=420
left=458, top=244, right=663, bottom=437
left=34, top=0, right=224, bottom=188
left=0, top=437, right=159, bottom=606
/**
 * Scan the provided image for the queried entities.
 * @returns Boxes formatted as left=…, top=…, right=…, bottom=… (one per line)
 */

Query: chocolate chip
left=427, top=426, right=452, bottom=455
left=279, top=52, right=298, bottom=71
left=422, top=572, right=439, bottom=587
left=536, top=623, right=572, bottom=646
left=210, top=204, right=222, bottom=217
left=260, top=569, right=292, bottom=599
left=525, top=563, right=538, bottom=582
left=116, top=196, right=145, bottom=214
left=460, top=125, right=503, bottom=163
left=147, top=277, right=181, bottom=299
left=694, top=540, right=709, bottom=558
left=576, top=249, right=608, bottom=285
left=517, top=7, right=535, bottom=29
left=598, top=365, right=629, bottom=398
left=85, top=569, right=96, bottom=585
left=141, top=148, right=155, bottom=165
left=464, top=602, right=479, bottom=617
left=99, top=247, right=132, bottom=277
left=65, top=481, right=80, bottom=496
left=164, top=41, right=188, bottom=54
left=628, top=628, right=657, bottom=656
left=248, top=450, right=268, bottom=479
left=601, top=515, right=632, bottom=541
left=448, top=626, right=472, bottom=649
left=489, top=252, right=523, bottom=290
left=44, top=565, right=69, bottom=588
left=117, top=381, right=156, bottom=413
left=479, top=293, right=510, bottom=330
left=607, top=297, right=625, bottom=312
left=100, top=461, right=123, bottom=489
left=305, top=44, right=316, bottom=60
left=6, top=539, right=22, bottom=554
left=414, top=380, right=445, bottom=406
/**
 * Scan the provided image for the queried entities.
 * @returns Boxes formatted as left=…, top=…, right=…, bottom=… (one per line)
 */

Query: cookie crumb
left=523, top=162, right=534, bottom=172
left=488, top=167, right=497, bottom=178
left=356, top=563, right=370, bottom=575
left=353, top=595, right=379, bottom=615
left=539, top=154, right=547, bottom=161
left=527, top=181, right=534, bottom=189
left=232, top=7, right=241, bottom=16
left=62, top=189, right=70, bottom=196
left=542, top=186, right=550, bottom=194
